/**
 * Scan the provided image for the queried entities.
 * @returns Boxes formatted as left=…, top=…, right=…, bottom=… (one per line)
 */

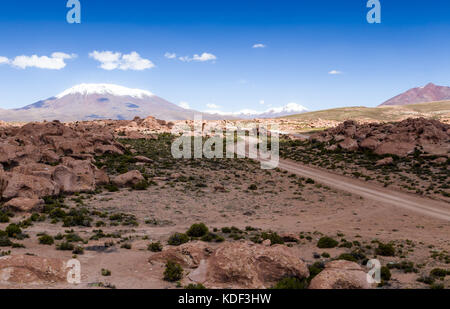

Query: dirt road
left=273, top=158, right=450, bottom=221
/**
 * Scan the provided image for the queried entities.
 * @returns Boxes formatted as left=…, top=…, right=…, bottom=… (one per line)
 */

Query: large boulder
left=339, top=138, right=359, bottom=151
left=1, top=173, right=59, bottom=199
left=0, top=255, right=68, bottom=285
left=374, top=142, right=416, bottom=157
left=188, top=241, right=309, bottom=289
left=112, top=170, right=144, bottom=188
left=12, top=163, right=55, bottom=180
left=309, top=260, right=372, bottom=289
left=4, top=197, right=44, bottom=213
left=149, top=242, right=213, bottom=268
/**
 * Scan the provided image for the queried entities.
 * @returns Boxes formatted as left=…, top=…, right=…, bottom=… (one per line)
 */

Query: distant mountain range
left=380, top=83, right=450, bottom=106
left=0, top=83, right=308, bottom=122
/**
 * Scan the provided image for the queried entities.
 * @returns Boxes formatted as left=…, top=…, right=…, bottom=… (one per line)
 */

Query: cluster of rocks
left=0, top=120, right=146, bottom=212
left=312, top=118, right=450, bottom=158
left=149, top=240, right=372, bottom=289
left=115, top=116, right=175, bottom=139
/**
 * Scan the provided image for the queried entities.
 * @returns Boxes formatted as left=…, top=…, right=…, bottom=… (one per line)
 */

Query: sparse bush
left=317, top=236, right=338, bottom=249
left=57, top=241, right=74, bottom=251
left=148, top=242, right=163, bottom=252
left=308, top=262, right=325, bottom=281
left=72, top=246, right=84, bottom=255
left=186, top=223, right=209, bottom=237
left=39, top=234, right=54, bottom=245
left=430, top=268, right=449, bottom=278
left=185, top=283, right=206, bottom=289
left=376, top=243, right=395, bottom=257
left=248, top=184, right=258, bottom=191
left=101, top=269, right=111, bottom=276
left=337, top=253, right=358, bottom=263
left=168, top=233, right=189, bottom=246
left=0, top=212, right=10, bottom=223
left=261, top=232, right=284, bottom=245
left=132, top=180, right=149, bottom=191
left=5, top=224, right=22, bottom=238
left=164, top=261, right=183, bottom=282
left=104, top=183, right=119, bottom=192
left=201, top=233, right=224, bottom=243
left=381, top=266, right=391, bottom=281
left=272, top=277, right=308, bottom=289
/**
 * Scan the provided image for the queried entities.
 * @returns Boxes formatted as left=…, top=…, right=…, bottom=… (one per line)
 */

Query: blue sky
left=0, top=0, right=449, bottom=112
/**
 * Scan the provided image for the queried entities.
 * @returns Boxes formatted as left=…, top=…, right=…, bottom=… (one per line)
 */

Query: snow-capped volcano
left=0, top=83, right=219, bottom=122
left=56, top=83, right=154, bottom=99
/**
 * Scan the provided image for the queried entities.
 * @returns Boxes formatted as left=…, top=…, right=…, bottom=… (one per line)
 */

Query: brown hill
left=380, top=83, right=450, bottom=106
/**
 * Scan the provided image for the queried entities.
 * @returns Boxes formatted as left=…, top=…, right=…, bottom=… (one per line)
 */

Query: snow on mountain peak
left=56, top=83, right=154, bottom=99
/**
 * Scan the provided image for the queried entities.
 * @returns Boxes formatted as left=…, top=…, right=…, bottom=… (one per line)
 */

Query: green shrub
left=39, top=234, right=54, bottom=245
left=381, top=266, right=391, bottom=281
left=261, top=232, right=284, bottom=245
left=0, top=235, right=12, bottom=247
left=417, top=276, right=435, bottom=285
left=308, top=262, right=325, bottom=281
left=5, top=224, right=22, bottom=238
left=201, top=233, right=224, bottom=243
left=186, top=223, right=209, bottom=237
left=72, top=246, right=84, bottom=255
left=56, top=241, right=74, bottom=251
left=0, top=212, right=10, bottom=223
left=321, top=252, right=330, bottom=258
left=121, top=243, right=132, bottom=250
left=430, top=283, right=444, bottom=290
left=101, top=269, right=111, bottom=276
left=221, top=227, right=232, bottom=234
left=163, top=261, right=183, bottom=282
left=317, top=236, right=338, bottom=249
left=104, top=183, right=119, bottom=192
left=185, top=283, right=206, bottom=289
left=387, top=261, right=416, bottom=273
left=148, top=242, right=163, bottom=252
left=132, top=180, right=149, bottom=191
left=376, top=243, right=396, bottom=257
left=168, top=233, right=189, bottom=246
left=272, top=277, right=308, bottom=289
left=337, top=253, right=358, bottom=263
left=248, top=184, right=258, bottom=191
left=430, top=268, right=449, bottom=278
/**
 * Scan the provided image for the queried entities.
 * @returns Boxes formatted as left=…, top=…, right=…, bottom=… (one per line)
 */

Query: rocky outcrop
left=4, top=197, right=44, bottom=212
left=0, top=255, right=68, bottom=285
left=313, top=118, right=450, bottom=157
left=309, top=260, right=372, bottom=289
left=158, top=241, right=310, bottom=289
left=112, top=170, right=145, bottom=188
left=149, top=242, right=213, bottom=268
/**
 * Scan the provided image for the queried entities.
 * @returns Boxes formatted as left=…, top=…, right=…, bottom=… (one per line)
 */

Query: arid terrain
left=0, top=115, right=448, bottom=290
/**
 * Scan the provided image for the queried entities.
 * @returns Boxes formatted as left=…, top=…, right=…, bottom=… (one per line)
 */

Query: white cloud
left=328, top=70, right=342, bottom=75
left=179, top=101, right=190, bottom=109
left=252, top=44, right=266, bottom=49
left=9, top=52, right=76, bottom=70
left=206, top=103, right=220, bottom=109
left=0, top=57, right=9, bottom=65
left=89, top=51, right=154, bottom=71
left=179, top=52, right=217, bottom=63
left=164, top=52, right=177, bottom=59
left=259, top=100, right=265, bottom=105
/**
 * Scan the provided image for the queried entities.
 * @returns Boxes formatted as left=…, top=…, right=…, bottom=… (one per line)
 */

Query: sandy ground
left=1, top=158, right=449, bottom=289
